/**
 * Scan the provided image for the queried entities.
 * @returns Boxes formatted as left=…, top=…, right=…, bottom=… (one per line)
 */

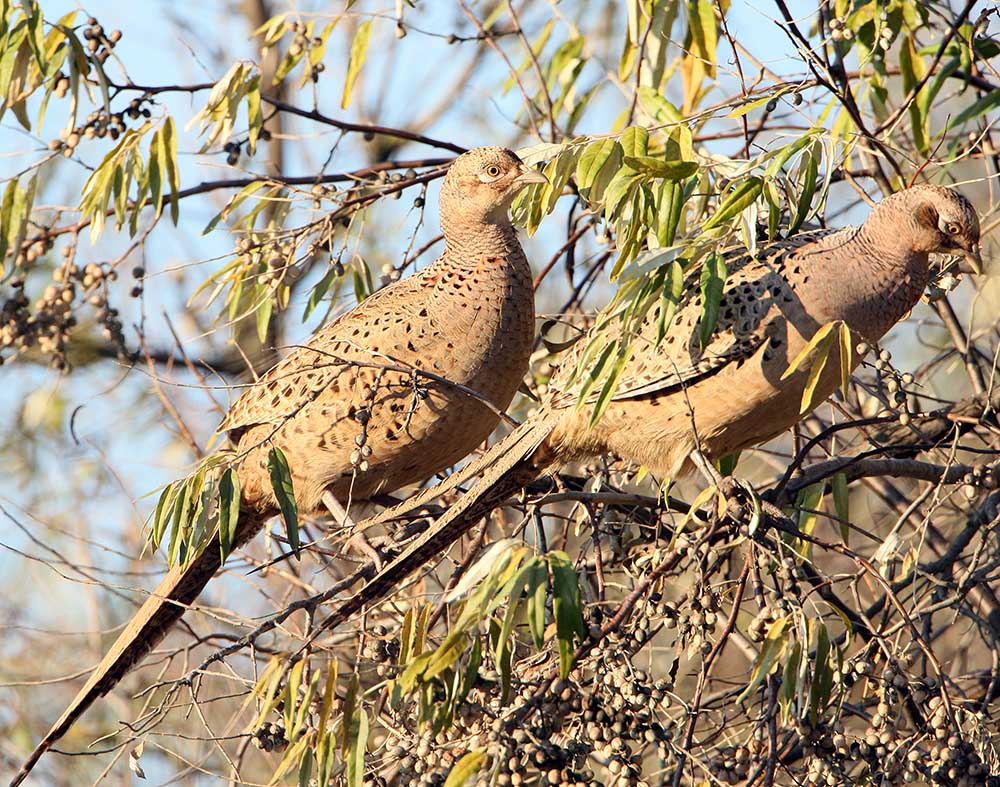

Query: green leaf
left=526, top=561, right=548, bottom=648
left=738, top=616, right=788, bottom=703
left=246, top=73, right=262, bottom=153
left=698, top=252, right=726, bottom=349
left=717, top=452, right=740, bottom=476
left=795, top=482, right=824, bottom=560
left=345, top=701, right=368, bottom=787
left=808, top=623, right=833, bottom=723
left=444, top=751, right=486, bottom=787
left=297, top=749, right=313, bottom=787
left=589, top=345, right=633, bottom=427
left=218, top=467, right=241, bottom=561
left=161, top=116, right=180, bottom=223
left=341, top=20, right=372, bottom=109
left=550, top=552, right=585, bottom=679
left=656, top=260, right=684, bottom=344
left=764, top=131, right=819, bottom=178
left=267, top=447, right=300, bottom=555
left=149, top=484, right=174, bottom=550
left=147, top=130, right=163, bottom=220
left=622, top=156, right=699, bottom=180
left=636, top=85, right=683, bottom=123
left=898, top=34, right=928, bottom=154
left=656, top=179, right=686, bottom=247
left=256, top=294, right=273, bottom=345
left=574, top=138, right=622, bottom=204
left=619, top=125, right=648, bottom=158
left=702, top=177, right=763, bottom=231
left=203, top=180, right=267, bottom=235
left=946, top=85, right=1000, bottom=129
left=790, top=140, right=821, bottom=233
left=681, top=0, right=719, bottom=113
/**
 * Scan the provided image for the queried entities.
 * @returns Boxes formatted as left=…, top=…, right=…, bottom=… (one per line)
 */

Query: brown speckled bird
left=300, top=185, right=983, bottom=645
left=12, top=146, right=545, bottom=785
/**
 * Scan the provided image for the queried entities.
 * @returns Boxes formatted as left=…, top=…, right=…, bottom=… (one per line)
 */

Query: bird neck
left=442, top=216, right=522, bottom=262
left=843, top=198, right=932, bottom=336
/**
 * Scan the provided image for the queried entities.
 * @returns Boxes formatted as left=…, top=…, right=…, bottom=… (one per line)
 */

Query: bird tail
left=318, top=413, right=560, bottom=632
left=10, top=510, right=269, bottom=787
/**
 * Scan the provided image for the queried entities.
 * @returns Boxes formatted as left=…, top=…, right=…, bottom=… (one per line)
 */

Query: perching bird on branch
left=305, top=184, right=983, bottom=647
left=12, top=146, right=546, bottom=785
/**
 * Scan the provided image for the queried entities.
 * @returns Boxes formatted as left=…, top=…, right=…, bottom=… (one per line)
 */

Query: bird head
left=910, top=185, right=983, bottom=274
left=440, top=146, right=547, bottom=226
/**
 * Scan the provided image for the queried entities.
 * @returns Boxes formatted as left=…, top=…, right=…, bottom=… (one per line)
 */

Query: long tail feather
left=10, top=512, right=268, bottom=786
left=316, top=414, right=558, bottom=634
left=12, top=415, right=554, bottom=784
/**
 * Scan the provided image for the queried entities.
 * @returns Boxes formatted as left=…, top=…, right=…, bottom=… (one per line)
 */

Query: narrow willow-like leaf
left=837, top=321, right=853, bottom=398
left=799, top=330, right=836, bottom=415
left=656, top=260, right=685, bottom=344
left=946, top=88, right=1000, bottom=130
left=444, top=751, right=486, bottom=787
left=699, top=252, right=726, bottom=349
left=737, top=616, right=788, bottom=703
left=283, top=658, right=306, bottom=735
left=218, top=467, right=240, bottom=561
left=702, top=177, right=763, bottom=230
left=550, top=551, right=585, bottom=679
left=345, top=703, right=368, bottom=787
left=526, top=560, right=547, bottom=648
left=203, top=180, right=268, bottom=235
left=341, top=20, right=372, bottom=109
left=780, top=320, right=840, bottom=381
left=808, top=623, right=834, bottom=723
left=161, top=116, right=180, bottom=223
left=795, top=482, right=824, bottom=560
left=267, top=446, right=299, bottom=555
left=790, top=140, right=820, bottom=233
left=256, top=294, right=273, bottom=345
left=150, top=483, right=174, bottom=550
left=246, top=73, right=262, bottom=153
left=589, top=345, right=633, bottom=427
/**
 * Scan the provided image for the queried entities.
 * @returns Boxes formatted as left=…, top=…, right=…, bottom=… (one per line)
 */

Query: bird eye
left=946, top=222, right=961, bottom=235
left=485, top=165, right=502, bottom=178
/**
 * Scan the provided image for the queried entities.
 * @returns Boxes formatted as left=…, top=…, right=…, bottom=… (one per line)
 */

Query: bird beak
left=960, top=243, right=984, bottom=275
left=514, top=165, right=548, bottom=186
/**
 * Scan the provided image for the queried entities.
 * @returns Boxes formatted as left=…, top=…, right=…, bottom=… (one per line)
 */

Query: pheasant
left=302, top=184, right=983, bottom=647
left=11, top=146, right=546, bottom=784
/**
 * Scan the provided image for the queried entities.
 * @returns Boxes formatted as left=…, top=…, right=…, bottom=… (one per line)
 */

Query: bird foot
left=342, top=532, right=385, bottom=572
left=321, top=490, right=385, bottom=570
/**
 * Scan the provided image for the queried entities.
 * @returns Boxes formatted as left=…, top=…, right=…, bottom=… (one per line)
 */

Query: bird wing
left=218, top=263, right=443, bottom=437
left=549, top=229, right=840, bottom=408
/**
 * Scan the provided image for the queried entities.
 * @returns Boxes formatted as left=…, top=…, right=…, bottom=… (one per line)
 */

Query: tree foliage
left=2, top=1, right=999, bottom=786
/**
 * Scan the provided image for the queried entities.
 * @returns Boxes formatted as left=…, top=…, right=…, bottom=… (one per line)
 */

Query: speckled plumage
left=13, top=146, right=545, bottom=785
left=545, top=185, right=981, bottom=477
left=305, top=186, right=984, bottom=640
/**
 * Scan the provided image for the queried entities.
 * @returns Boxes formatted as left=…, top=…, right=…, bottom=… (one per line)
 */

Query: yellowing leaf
left=341, top=20, right=372, bottom=109
left=444, top=752, right=487, bottom=787
left=738, top=615, right=788, bottom=703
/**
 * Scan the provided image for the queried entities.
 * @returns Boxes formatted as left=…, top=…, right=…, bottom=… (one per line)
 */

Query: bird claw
left=341, top=532, right=385, bottom=572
